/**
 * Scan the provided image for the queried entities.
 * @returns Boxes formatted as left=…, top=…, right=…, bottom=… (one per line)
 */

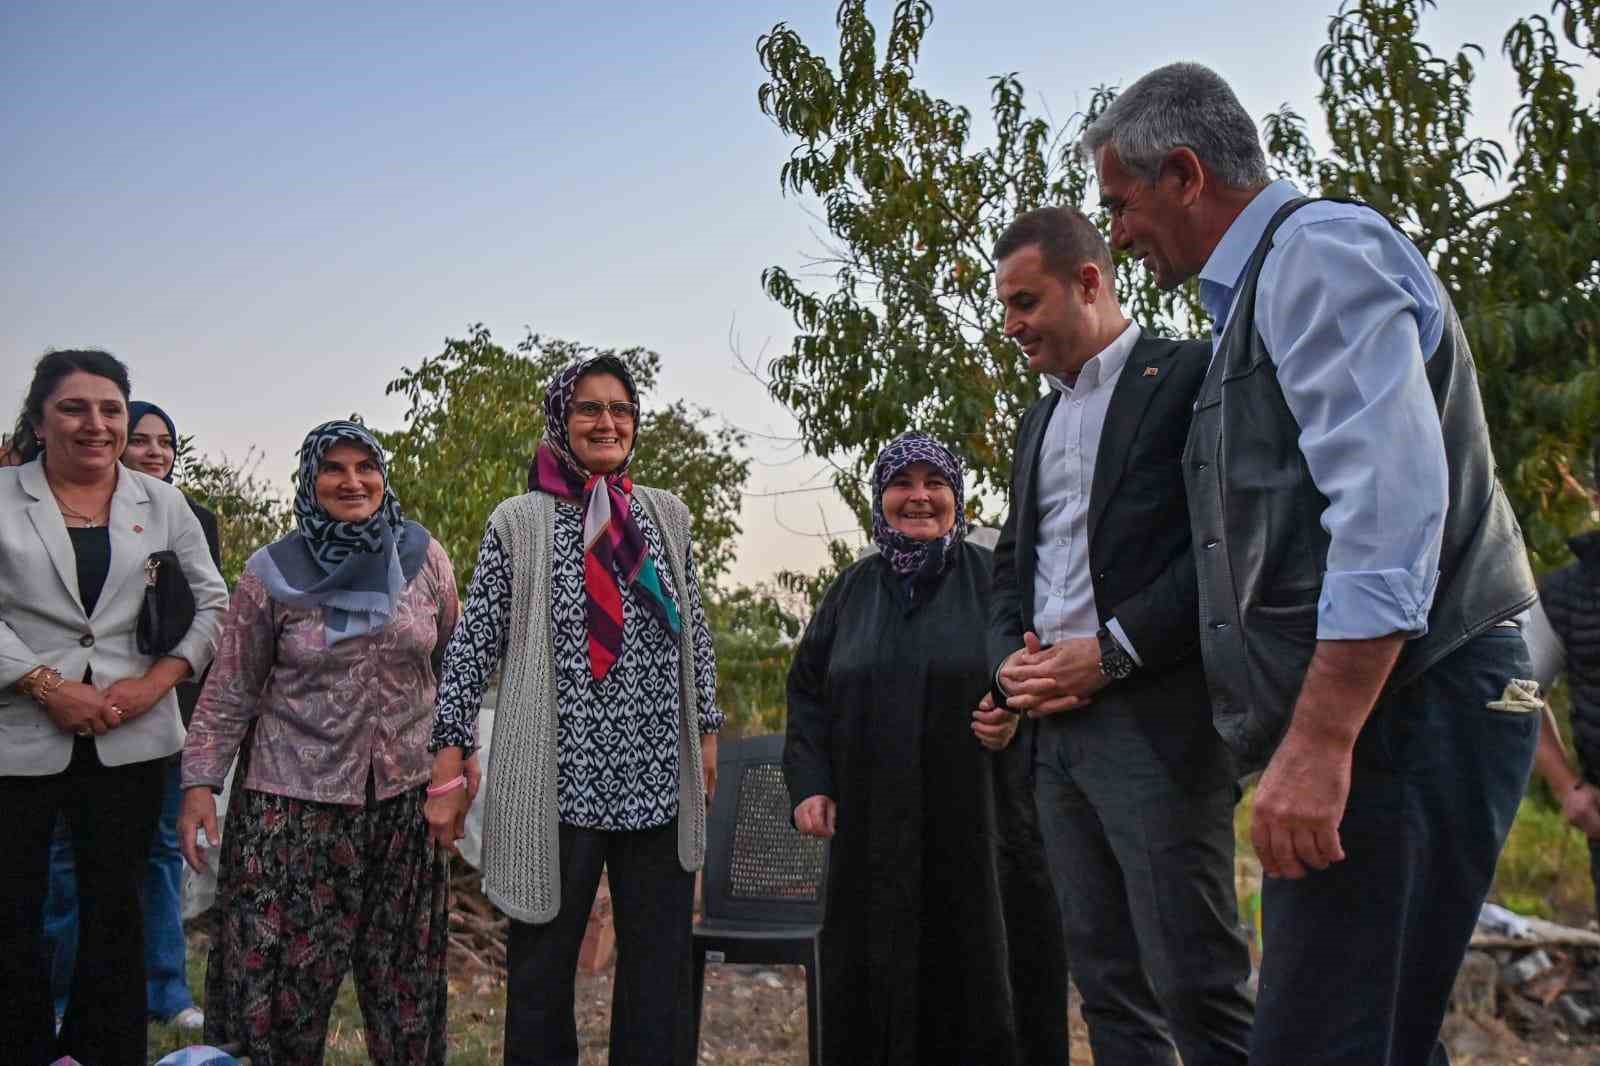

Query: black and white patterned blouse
left=431, top=500, right=723, bottom=831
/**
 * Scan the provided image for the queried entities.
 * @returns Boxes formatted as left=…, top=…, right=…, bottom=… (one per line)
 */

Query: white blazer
left=0, top=460, right=229, bottom=774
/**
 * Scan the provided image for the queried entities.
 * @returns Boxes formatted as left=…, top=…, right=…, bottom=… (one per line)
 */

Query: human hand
left=1563, top=783, right=1600, bottom=839
left=424, top=748, right=471, bottom=856
left=972, top=691, right=1019, bottom=750
left=702, top=733, right=719, bottom=807
left=464, top=752, right=483, bottom=804
left=41, top=680, right=121, bottom=736
left=1250, top=726, right=1352, bottom=879
left=794, top=794, right=837, bottom=838
left=102, top=673, right=168, bottom=722
left=177, top=787, right=219, bottom=875
left=1001, top=633, right=1107, bottom=717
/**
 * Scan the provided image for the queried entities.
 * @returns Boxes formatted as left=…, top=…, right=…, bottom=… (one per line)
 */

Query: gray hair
left=1080, top=63, right=1269, bottom=189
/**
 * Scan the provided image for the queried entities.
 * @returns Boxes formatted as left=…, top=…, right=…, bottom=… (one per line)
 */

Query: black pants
left=0, top=738, right=165, bottom=1066
left=1035, top=705, right=1254, bottom=1066
left=1250, top=628, right=1538, bottom=1065
left=505, top=818, right=695, bottom=1066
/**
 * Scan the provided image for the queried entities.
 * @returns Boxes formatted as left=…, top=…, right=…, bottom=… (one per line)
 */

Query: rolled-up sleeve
left=1257, top=214, right=1448, bottom=640
left=182, top=570, right=276, bottom=791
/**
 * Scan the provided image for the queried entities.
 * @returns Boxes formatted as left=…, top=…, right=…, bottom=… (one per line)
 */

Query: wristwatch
left=1096, top=626, right=1136, bottom=682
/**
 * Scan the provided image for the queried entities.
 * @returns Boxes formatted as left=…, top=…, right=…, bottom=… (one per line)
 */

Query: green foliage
left=755, top=0, right=1196, bottom=525
left=707, top=583, right=804, bottom=734
left=175, top=442, right=292, bottom=586
left=376, top=324, right=751, bottom=593
left=1266, top=0, right=1600, bottom=567
left=1491, top=797, right=1594, bottom=921
left=757, top=0, right=1600, bottom=563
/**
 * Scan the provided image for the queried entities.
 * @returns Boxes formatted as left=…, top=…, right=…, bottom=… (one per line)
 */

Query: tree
left=757, top=0, right=1600, bottom=564
left=176, top=444, right=293, bottom=586
left=377, top=324, right=752, bottom=593
left=704, top=583, right=804, bottom=734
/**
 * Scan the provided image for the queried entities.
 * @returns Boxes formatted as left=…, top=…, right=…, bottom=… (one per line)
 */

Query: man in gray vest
left=1083, top=62, right=1539, bottom=1065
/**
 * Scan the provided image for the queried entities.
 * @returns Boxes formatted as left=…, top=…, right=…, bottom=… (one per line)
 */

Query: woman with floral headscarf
left=782, top=432, right=1068, bottom=1066
left=426, top=355, right=722, bottom=1066
left=177, top=419, right=462, bottom=1065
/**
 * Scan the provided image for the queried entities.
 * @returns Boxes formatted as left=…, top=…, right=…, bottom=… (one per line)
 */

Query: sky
left=1, top=0, right=1573, bottom=588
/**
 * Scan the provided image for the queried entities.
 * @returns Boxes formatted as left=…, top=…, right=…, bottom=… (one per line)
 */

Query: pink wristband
left=426, top=775, right=466, bottom=797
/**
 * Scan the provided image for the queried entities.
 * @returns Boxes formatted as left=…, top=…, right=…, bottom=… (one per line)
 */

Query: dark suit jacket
left=988, top=333, right=1233, bottom=787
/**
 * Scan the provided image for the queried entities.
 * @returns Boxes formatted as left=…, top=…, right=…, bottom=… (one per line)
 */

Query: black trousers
left=1034, top=705, right=1254, bottom=1066
left=0, top=737, right=165, bottom=1066
left=505, top=818, right=695, bottom=1066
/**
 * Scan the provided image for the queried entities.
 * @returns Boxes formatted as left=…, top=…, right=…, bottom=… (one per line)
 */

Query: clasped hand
left=996, top=631, right=1108, bottom=718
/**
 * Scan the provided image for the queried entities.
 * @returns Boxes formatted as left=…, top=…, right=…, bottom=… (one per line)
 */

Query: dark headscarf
left=246, top=420, right=429, bottom=645
left=870, top=432, right=969, bottom=600
left=126, top=400, right=178, bottom=482
left=527, top=355, right=679, bottom=679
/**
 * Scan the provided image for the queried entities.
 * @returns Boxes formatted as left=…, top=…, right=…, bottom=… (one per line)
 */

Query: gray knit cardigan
left=480, top=486, right=707, bottom=924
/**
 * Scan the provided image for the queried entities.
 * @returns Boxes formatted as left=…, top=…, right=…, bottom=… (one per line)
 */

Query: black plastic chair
left=691, top=732, right=829, bottom=1066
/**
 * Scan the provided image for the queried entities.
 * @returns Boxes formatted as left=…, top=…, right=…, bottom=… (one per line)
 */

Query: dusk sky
left=2, top=1, right=1567, bottom=587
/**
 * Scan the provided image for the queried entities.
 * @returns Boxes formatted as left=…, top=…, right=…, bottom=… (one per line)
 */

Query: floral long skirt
left=202, top=785, right=449, bottom=1066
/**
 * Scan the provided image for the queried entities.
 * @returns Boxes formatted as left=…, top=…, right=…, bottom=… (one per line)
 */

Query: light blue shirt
left=1198, top=180, right=1448, bottom=641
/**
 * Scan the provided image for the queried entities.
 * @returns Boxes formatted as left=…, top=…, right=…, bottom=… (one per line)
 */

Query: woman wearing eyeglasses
left=426, top=354, right=722, bottom=1066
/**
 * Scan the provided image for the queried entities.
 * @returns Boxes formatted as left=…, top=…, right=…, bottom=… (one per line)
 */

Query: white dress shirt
left=1032, top=320, right=1142, bottom=660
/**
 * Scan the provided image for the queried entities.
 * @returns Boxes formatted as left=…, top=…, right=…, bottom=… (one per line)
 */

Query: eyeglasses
left=570, top=400, right=639, bottom=423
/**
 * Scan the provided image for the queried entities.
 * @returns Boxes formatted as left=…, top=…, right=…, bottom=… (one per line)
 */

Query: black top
left=68, top=526, right=112, bottom=616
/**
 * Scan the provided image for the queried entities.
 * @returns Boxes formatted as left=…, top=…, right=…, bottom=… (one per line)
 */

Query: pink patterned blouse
left=182, top=538, right=459, bottom=805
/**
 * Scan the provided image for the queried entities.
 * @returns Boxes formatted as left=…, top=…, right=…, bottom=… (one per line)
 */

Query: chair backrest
left=702, top=732, right=829, bottom=926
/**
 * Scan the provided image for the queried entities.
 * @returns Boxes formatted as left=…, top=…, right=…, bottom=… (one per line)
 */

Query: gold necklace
left=51, top=491, right=109, bottom=528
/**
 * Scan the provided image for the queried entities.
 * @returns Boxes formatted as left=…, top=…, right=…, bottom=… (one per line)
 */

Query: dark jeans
left=505, top=819, right=695, bottom=1066
left=1034, top=704, right=1254, bottom=1066
left=1250, top=627, right=1539, bottom=1066
left=0, top=737, right=165, bottom=1066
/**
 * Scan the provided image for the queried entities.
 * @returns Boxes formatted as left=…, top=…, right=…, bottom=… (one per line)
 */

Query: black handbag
left=137, top=550, right=197, bottom=656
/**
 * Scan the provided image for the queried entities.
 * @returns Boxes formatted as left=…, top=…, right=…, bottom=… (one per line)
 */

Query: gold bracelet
left=23, top=667, right=66, bottom=706
left=14, top=665, right=51, bottom=698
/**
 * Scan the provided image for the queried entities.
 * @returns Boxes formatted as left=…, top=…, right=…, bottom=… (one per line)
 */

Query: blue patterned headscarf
left=247, top=420, right=429, bottom=645
left=870, top=432, right=969, bottom=594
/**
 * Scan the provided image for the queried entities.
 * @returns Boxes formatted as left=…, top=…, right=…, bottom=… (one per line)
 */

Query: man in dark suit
left=987, top=207, right=1253, bottom=1065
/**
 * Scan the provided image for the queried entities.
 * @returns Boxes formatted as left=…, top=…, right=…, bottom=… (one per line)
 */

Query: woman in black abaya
left=783, top=432, right=1068, bottom=1066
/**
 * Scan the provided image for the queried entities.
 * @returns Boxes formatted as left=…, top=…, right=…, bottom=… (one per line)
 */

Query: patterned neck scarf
left=250, top=420, right=428, bottom=644
left=528, top=356, right=680, bottom=679
left=870, top=432, right=969, bottom=599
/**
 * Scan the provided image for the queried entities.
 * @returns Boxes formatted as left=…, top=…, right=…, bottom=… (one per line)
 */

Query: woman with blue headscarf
left=177, top=420, right=463, bottom=1065
left=783, top=432, right=1068, bottom=1066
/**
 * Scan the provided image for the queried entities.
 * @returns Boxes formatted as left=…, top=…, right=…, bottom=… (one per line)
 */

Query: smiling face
left=36, top=371, right=128, bottom=479
left=566, top=371, right=636, bottom=475
left=1096, top=146, right=1197, bottom=291
left=882, top=461, right=957, bottom=542
left=314, top=441, right=386, bottom=523
left=995, top=244, right=1101, bottom=379
left=123, top=413, right=176, bottom=480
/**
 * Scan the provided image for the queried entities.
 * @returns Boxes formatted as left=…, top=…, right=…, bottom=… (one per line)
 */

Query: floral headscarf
left=870, top=431, right=969, bottom=598
left=528, top=356, right=679, bottom=679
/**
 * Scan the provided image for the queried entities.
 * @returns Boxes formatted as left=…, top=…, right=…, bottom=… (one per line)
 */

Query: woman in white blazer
left=0, top=349, right=228, bottom=1066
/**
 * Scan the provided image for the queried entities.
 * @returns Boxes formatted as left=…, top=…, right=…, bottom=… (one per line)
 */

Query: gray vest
left=1183, top=198, right=1535, bottom=773
left=479, top=486, right=706, bottom=924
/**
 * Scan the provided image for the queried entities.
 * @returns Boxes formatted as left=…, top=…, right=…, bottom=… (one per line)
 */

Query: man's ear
left=1164, top=146, right=1207, bottom=207
left=1079, top=261, right=1104, bottom=304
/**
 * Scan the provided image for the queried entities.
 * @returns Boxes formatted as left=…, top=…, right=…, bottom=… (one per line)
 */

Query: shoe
left=169, top=1006, right=205, bottom=1030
